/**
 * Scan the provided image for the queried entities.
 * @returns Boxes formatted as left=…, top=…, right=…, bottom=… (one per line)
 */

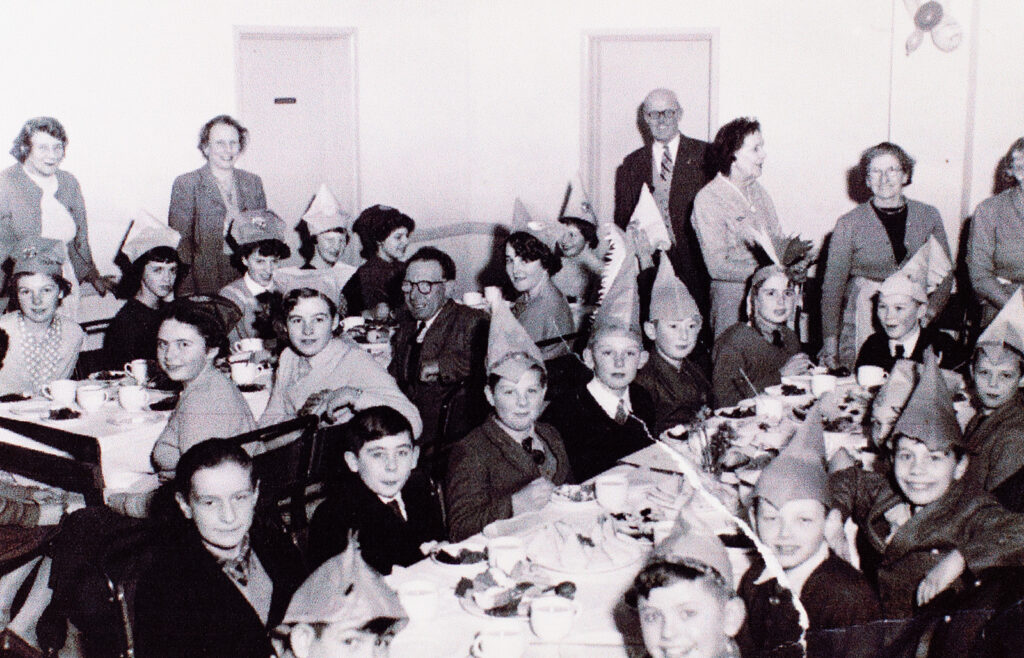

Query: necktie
left=894, top=344, right=905, bottom=359
left=614, top=398, right=629, bottom=425
left=771, top=330, right=784, bottom=348
left=386, top=498, right=404, bottom=521
left=406, top=321, right=427, bottom=383
left=660, top=144, right=674, bottom=181
left=522, top=436, right=547, bottom=465
left=219, top=536, right=252, bottom=588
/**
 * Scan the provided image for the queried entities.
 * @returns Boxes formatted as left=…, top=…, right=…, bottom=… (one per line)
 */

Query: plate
left=7, top=400, right=51, bottom=418
left=457, top=592, right=529, bottom=619
left=428, top=543, right=488, bottom=569
left=88, top=370, right=129, bottom=384
left=107, top=412, right=159, bottom=427
left=525, top=518, right=646, bottom=574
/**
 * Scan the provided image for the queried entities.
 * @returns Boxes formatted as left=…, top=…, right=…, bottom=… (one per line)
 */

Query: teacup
left=123, top=359, right=149, bottom=385
left=232, top=338, right=264, bottom=355
left=755, top=396, right=784, bottom=422
left=43, top=380, right=77, bottom=407
left=811, top=374, right=838, bottom=397
left=483, top=286, right=503, bottom=305
left=341, top=316, right=365, bottom=332
left=462, top=291, right=484, bottom=307
left=470, top=625, right=527, bottom=658
left=118, top=385, right=150, bottom=412
left=594, top=473, right=629, bottom=512
left=230, top=361, right=268, bottom=386
left=76, top=385, right=108, bottom=413
left=857, top=365, right=886, bottom=388
left=397, top=579, right=439, bottom=623
left=529, top=594, right=578, bottom=642
left=487, top=536, right=525, bottom=575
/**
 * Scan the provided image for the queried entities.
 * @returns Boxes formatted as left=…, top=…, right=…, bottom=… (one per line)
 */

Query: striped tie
left=660, top=144, right=674, bottom=181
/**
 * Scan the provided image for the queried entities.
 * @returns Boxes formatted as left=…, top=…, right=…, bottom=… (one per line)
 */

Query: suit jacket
left=634, top=351, right=709, bottom=434
left=446, top=416, right=572, bottom=541
left=169, top=164, right=267, bottom=295
left=854, top=327, right=961, bottom=373
left=307, top=471, right=445, bottom=574
left=0, top=163, right=100, bottom=285
left=738, top=552, right=883, bottom=658
left=133, top=521, right=306, bottom=658
left=829, top=468, right=1024, bottom=619
left=540, top=382, right=656, bottom=483
left=613, top=136, right=711, bottom=311
left=389, top=300, right=489, bottom=458
left=963, top=392, right=1024, bottom=495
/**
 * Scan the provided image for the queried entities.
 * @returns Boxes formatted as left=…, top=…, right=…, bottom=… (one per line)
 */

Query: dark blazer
left=446, top=416, right=572, bottom=541
left=168, top=164, right=267, bottom=295
left=854, top=326, right=961, bottom=373
left=0, top=163, right=100, bottom=286
left=389, top=300, right=489, bottom=463
left=133, top=521, right=305, bottom=658
left=540, top=382, right=656, bottom=483
left=613, top=135, right=711, bottom=312
left=738, top=552, right=883, bottom=658
left=634, top=351, right=710, bottom=435
left=307, top=471, right=445, bottom=575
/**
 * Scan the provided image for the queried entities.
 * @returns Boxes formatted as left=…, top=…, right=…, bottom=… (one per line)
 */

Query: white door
left=236, top=29, right=358, bottom=264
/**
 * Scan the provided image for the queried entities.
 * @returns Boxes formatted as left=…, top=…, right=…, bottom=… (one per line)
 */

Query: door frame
left=234, top=25, right=361, bottom=213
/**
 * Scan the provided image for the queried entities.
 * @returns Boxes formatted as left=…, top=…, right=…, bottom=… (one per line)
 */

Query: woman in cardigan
left=692, top=117, right=786, bottom=338
left=968, top=137, right=1024, bottom=326
left=0, top=238, right=84, bottom=395
left=820, top=142, right=950, bottom=369
left=169, top=115, right=268, bottom=295
left=712, top=265, right=813, bottom=408
left=0, top=117, right=113, bottom=316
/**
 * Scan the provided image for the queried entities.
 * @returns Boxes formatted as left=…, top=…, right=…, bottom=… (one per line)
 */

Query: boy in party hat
left=829, top=350, right=1024, bottom=618
left=540, top=240, right=656, bottom=481
left=636, top=256, right=710, bottom=434
left=740, top=408, right=881, bottom=657
left=281, top=537, right=407, bottom=657
left=445, top=295, right=571, bottom=541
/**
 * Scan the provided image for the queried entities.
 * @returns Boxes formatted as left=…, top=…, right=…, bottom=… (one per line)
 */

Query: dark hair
left=5, top=271, right=72, bottom=312
left=160, top=299, right=230, bottom=359
left=860, top=142, right=915, bottom=186
left=556, top=216, right=599, bottom=254
left=353, top=205, right=416, bottom=258
left=505, top=231, right=561, bottom=276
left=296, top=220, right=348, bottom=265
left=197, top=115, right=248, bottom=155
left=996, top=137, right=1024, bottom=192
left=486, top=364, right=548, bottom=391
left=236, top=239, right=291, bottom=262
left=892, top=434, right=967, bottom=462
left=10, top=117, right=67, bottom=163
left=406, top=246, right=456, bottom=281
left=114, top=246, right=184, bottom=299
left=632, top=559, right=731, bottom=603
left=174, top=438, right=256, bottom=498
left=344, top=406, right=415, bottom=454
left=282, top=287, right=340, bottom=320
left=710, top=117, right=761, bottom=177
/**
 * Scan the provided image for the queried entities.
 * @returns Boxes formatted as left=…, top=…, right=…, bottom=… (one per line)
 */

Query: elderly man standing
left=614, top=89, right=712, bottom=323
left=389, top=247, right=489, bottom=479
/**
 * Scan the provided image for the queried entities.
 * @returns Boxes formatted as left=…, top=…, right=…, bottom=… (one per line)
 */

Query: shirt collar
left=889, top=326, right=921, bottom=357
left=654, top=133, right=681, bottom=158
left=416, top=302, right=447, bottom=341
left=377, top=492, right=407, bottom=520
left=243, top=273, right=273, bottom=296
left=586, top=377, right=631, bottom=419
left=753, top=541, right=829, bottom=600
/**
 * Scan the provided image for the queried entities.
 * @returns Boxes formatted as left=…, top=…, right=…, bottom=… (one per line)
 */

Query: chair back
left=0, top=416, right=104, bottom=506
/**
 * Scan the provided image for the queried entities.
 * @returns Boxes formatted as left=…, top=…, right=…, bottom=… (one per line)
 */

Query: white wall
left=0, top=0, right=1017, bottom=274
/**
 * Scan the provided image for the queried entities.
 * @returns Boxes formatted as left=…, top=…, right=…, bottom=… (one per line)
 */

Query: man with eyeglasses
left=614, top=89, right=712, bottom=364
left=389, top=247, right=489, bottom=479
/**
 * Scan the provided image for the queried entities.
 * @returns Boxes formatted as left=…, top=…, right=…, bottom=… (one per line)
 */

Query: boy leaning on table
left=739, top=406, right=882, bottom=658
left=279, top=537, right=407, bottom=658
left=829, top=349, right=1024, bottom=620
left=635, top=256, right=711, bottom=436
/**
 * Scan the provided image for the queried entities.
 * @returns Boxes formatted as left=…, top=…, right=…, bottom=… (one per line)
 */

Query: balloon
left=914, top=1, right=944, bottom=31
left=906, top=28, right=924, bottom=55
left=931, top=15, right=962, bottom=52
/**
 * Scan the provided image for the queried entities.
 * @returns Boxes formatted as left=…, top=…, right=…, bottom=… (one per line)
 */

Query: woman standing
left=0, top=117, right=113, bottom=317
left=0, top=238, right=84, bottom=395
left=169, top=115, right=267, bottom=295
left=968, top=138, right=1024, bottom=326
left=820, top=143, right=950, bottom=369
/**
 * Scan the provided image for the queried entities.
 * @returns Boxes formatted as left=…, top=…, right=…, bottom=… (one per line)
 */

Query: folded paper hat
left=892, top=347, right=963, bottom=451
left=870, top=358, right=918, bottom=449
left=898, top=235, right=953, bottom=295
left=878, top=270, right=928, bottom=304
left=487, top=296, right=546, bottom=381
left=229, top=209, right=287, bottom=247
left=649, top=256, right=701, bottom=322
left=976, top=286, right=1024, bottom=357
left=560, top=174, right=598, bottom=224
left=283, top=535, right=407, bottom=633
left=274, top=267, right=343, bottom=308
left=592, top=224, right=641, bottom=337
left=627, top=185, right=672, bottom=251
left=512, top=198, right=559, bottom=251
left=11, top=237, right=65, bottom=277
left=753, top=407, right=828, bottom=509
left=651, top=512, right=735, bottom=591
left=119, top=211, right=181, bottom=264
left=302, top=183, right=351, bottom=235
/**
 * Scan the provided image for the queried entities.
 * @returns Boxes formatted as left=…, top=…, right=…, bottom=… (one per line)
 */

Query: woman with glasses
left=820, top=142, right=950, bottom=369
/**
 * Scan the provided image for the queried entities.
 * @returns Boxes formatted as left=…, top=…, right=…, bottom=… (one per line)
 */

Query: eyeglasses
left=644, top=109, right=679, bottom=121
left=867, top=166, right=904, bottom=179
left=401, top=280, right=445, bottom=294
